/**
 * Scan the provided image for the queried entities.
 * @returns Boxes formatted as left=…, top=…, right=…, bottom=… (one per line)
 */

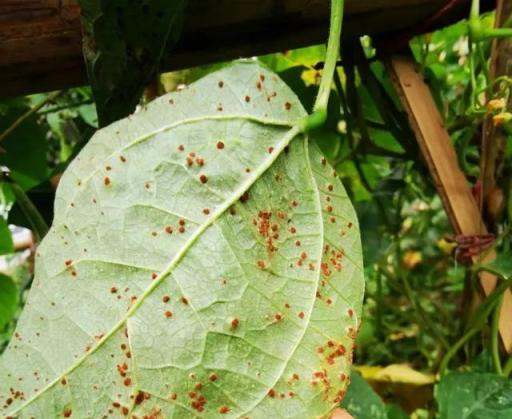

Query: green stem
left=504, top=356, right=512, bottom=377
left=482, top=28, right=512, bottom=39
left=0, top=91, right=63, bottom=144
left=302, top=0, right=344, bottom=131
left=491, top=296, right=504, bottom=375
left=10, top=182, right=49, bottom=242
left=439, top=327, right=480, bottom=377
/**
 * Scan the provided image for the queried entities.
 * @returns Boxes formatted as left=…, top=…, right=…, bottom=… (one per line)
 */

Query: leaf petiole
left=301, top=0, right=344, bottom=132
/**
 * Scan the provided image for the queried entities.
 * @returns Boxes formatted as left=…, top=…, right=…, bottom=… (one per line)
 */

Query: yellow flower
left=402, top=251, right=422, bottom=269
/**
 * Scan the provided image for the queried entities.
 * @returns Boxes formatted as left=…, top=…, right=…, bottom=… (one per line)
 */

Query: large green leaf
left=437, top=372, right=512, bottom=419
left=0, top=63, right=364, bottom=418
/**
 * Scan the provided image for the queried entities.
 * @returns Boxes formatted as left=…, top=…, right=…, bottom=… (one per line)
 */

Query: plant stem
left=504, top=356, right=512, bottom=377
left=491, top=296, right=504, bottom=375
left=302, top=0, right=344, bottom=131
left=439, top=327, right=480, bottom=377
left=0, top=91, right=63, bottom=144
left=9, top=182, right=49, bottom=242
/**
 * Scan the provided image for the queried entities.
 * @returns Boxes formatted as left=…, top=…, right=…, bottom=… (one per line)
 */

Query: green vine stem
left=9, top=181, right=49, bottom=242
left=491, top=296, right=504, bottom=375
left=0, top=91, right=63, bottom=144
left=440, top=279, right=511, bottom=376
left=301, top=0, right=344, bottom=131
left=504, top=356, right=512, bottom=377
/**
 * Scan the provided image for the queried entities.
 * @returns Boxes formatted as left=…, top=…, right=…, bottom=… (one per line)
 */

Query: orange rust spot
left=268, top=147, right=274, bottom=154
left=199, top=174, right=208, bottom=184
left=256, top=260, right=266, bottom=269
left=274, top=313, right=283, bottom=321
left=165, top=226, right=173, bottom=234
left=218, top=81, right=224, bottom=88
left=231, top=318, right=240, bottom=329
left=219, top=406, right=230, bottom=414
left=163, top=296, right=170, bottom=303
left=65, top=259, right=72, bottom=266
left=267, top=388, right=276, bottom=398
left=104, top=176, right=111, bottom=186
left=178, top=144, right=185, bottom=151
left=348, top=308, right=353, bottom=317
left=151, top=273, right=158, bottom=280
left=110, top=287, right=118, bottom=294
left=298, top=311, right=305, bottom=319
left=120, top=155, right=127, bottom=162
left=245, top=96, right=251, bottom=103
left=203, top=208, right=210, bottom=215
left=170, top=392, right=178, bottom=400
left=124, top=378, right=132, bottom=386
left=164, top=311, right=173, bottom=318
left=208, top=373, right=218, bottom=382
left=216, top=141, right=225, bottom=149
left=181, top=296, right=189, bottom=305
left=285, top=102, right=292, bottom=110
left=63, top=409, right=72, bottom=417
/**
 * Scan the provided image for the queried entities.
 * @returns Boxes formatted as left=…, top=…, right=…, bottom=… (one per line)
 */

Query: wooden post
left=388, top=55, right=512, bottom=353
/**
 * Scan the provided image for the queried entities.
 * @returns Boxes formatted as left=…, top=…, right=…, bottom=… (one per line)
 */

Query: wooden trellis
left=389, top=55, right=512, bottom=353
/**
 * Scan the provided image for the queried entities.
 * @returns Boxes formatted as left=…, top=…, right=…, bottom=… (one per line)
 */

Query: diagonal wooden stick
left=388, top=54, right=512, bottom=353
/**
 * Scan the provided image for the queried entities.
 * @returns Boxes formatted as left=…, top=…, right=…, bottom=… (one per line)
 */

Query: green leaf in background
left=437, top=372, right=512, bottom=419
left=0, top=274, right=18, bottom=331
left=78, top=0, right=187, bottom=126
left=0, top=63, right=364, bottom=418
left=478, top=252, right=512, bottom=280
left=0, top=218, right=14, bottom=256
left=0, top=99, right=49, bottom=190
left=341, top=372, right=388, bottom=419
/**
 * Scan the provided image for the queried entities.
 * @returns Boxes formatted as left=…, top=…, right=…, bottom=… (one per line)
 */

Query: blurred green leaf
left=0, top=99, right=49, bottom=190
left=78, top=0, right=187, bottom=126
left=341, top=372, right=388, bottom=419
left=0, top=218, right=13, bottom=256
left=437, top=372, right=512, bottom=419
left=478, top=252, right=512, bottom=280
left=0, top=274, right=18, bottom=330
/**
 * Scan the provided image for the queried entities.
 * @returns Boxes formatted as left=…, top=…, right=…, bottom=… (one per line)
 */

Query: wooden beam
left=0, top=0, right=476, bottom=97
left=388, top=55, right=512, bottom=353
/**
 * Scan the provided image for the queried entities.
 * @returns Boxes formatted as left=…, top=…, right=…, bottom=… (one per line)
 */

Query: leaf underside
left=0, top=63, right=364, bottom=419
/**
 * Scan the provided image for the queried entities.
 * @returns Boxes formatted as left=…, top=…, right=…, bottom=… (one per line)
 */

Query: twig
left=0, top=91, right=63, bottom=144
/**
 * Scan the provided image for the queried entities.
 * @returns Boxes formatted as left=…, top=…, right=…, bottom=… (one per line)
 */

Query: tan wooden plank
left=388, top=55, right=512, bottom=353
